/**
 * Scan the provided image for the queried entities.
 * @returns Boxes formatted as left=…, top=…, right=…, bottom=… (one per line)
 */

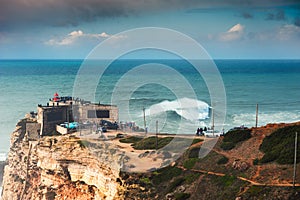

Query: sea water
left=0, top=59, right=300, bottom=155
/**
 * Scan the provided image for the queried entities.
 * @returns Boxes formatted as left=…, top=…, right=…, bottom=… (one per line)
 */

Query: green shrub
left=167, top=177, right=185, bottom=193
left=119, top=136, right=143, bottom=143
left=188, top=147, right=200, bottom=158
left=191, top=138, right=203, bottom=145
left=253, top=158, right=259, bottom=165
left=223, top=129, right=252, bottom=143
left=220, top=142, right=235, bottom=150
left=140, top=177, right=151, bottom=184
left=152, top=166, right=182, bottom=185
left=217, top=156, right=229, bottom=165
left=259, top=125, right=300, bottom=164
left=174, top=192, right=191, bottom=200
left=133, top=137, right=173, bottom=150
left=77, top=140, right=90, bottom=148
left=221, top=129, right=251, bottom=150
left=183, top=158, right=198, bottom=169
left=184, top=173, right=200, bottom=184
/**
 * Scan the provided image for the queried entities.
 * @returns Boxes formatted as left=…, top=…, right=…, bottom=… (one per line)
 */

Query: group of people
left=196, top=127, right=207, bottom=136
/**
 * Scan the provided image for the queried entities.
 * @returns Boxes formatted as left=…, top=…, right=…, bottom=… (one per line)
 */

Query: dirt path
left=177, top=165, right=300, bottom=187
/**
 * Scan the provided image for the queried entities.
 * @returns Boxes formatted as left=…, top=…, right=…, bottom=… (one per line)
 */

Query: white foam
left=145, top=97, right=209, bottom=121
left=0, top=153, right=7, bottom=162
left=232, top=111, right=300, bottom=128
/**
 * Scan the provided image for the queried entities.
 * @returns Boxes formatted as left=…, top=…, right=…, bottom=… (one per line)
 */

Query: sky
left=0, top=0, right=300, bottom=59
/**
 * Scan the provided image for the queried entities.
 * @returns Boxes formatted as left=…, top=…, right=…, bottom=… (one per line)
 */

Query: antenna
left=293, top=131, right=298, bottom=187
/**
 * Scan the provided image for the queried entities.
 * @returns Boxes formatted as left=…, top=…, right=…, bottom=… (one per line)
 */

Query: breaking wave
left=145, top=97, right=210, bottom=121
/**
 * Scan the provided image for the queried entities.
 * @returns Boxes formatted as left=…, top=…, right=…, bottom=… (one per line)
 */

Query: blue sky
left=0, top=0, right=300, bottom=59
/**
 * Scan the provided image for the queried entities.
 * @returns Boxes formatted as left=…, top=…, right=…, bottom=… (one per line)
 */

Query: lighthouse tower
left=53, top=92, right=60, bottom=102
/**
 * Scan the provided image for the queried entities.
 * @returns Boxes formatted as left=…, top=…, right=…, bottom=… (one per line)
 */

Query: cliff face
left=1, top=119, right=126, bottom=200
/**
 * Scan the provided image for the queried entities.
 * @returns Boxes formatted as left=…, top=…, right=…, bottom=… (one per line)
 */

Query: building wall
left=37, top=103, right=118, bottom=136
left=26, top=122, right=41, bottom=140
left=37, top=106, right=69, bottom=136
left=78, top=104, right=118, bottom=124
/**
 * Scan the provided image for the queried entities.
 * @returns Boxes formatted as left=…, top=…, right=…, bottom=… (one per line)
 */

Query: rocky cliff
left=1, top=118, right=127, bottom=200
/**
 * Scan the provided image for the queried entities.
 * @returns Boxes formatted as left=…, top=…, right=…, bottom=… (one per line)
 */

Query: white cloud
left=276, top=24, right=300, bottom=41
left=45, top=30, right=112, bottom=46
left=219, top=23, right=245, bottom=42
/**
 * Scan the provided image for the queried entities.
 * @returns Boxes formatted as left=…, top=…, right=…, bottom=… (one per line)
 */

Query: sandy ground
left=75, top=130, right=207, bottom=172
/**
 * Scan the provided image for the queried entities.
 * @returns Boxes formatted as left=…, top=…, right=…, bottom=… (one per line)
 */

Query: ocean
left=0, top=59, right=300, bottom=156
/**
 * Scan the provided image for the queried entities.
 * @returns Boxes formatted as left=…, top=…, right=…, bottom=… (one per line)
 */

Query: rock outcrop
left=1, top=119, right=126, bottom=200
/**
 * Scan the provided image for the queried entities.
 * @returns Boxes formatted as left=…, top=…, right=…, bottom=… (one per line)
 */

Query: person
left=199, top=127, right=203, bottom=136
left=196, top=128, right=200, bottom=136
left=204, top=126, right=207, bottom=131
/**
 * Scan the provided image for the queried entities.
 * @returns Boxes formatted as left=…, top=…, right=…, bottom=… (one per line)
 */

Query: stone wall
left=26, top=122, right=41, bottom=141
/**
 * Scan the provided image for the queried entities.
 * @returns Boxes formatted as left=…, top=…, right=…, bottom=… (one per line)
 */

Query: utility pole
left=212, top=105, right=215, bottom=137
left=143, top=107, right=147, bottom=135
left=156, top=120, right=158, bottom=150
left=255, top=104, right=259, bottom=129
left=293, top=132, right=298, bottom=187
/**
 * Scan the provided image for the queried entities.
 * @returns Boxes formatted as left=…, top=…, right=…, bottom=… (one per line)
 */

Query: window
left=87, top=110, right=110, bottom=118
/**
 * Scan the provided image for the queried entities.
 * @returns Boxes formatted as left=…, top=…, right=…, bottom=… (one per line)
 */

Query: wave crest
left=145, top=97, right=209, bottom=121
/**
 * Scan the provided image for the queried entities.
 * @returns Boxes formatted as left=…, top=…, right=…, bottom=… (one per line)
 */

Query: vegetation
left=191, top=138, right=203, bottom=145
left=174, top=192, right=191, bottom=200
left=167, top=177, right=185, bottom=193
left=140, top=177, right=151, bottom=185
left=259, top=125, right=300, bottom=164
left=220, top=142, right=235, bottom=150
left=220, top=129, right=252, bottom=150
left=152, top=166, right=182, bottom=185
left=119, top=136, right=143, bottom=144
left=77, top=140, right=90, bottom=148
left=188, top=147, right=200, bottom=158
left=133, top=137, right=174, bottom=150
left=253, top=158, right=259, bottom=165
left=183, top=158, right=198, bottom=169
left=184, top=173, right=200, bottom=184
left=217, top=156, right=229, bottom=165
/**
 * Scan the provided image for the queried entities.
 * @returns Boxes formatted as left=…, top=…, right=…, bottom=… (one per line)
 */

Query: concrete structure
left=36, top=93, right=118, bottom=136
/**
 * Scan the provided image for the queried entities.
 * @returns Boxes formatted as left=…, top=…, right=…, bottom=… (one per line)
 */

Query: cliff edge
left=1, top=118, right=126, bottom=200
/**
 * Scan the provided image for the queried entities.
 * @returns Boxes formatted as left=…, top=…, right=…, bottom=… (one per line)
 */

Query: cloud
left=45, top=30, right=112, bottom=46
left=241, top=12, right=253, bottom=19
left=265, top=10, right=286, bottom=21
left=219, top=24, right=245, bottom=42
left=1, top=0, right=300, bottom=30
left=276, top=24, right=300, bottom=41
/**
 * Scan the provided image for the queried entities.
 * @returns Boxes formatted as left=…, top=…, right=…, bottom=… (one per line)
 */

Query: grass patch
left=133, top=136, right=174, bottom=150
left=119, top=136, right=143, bottom=144
left=152, top=166, right=182, bottom=185
left=184, top=173, right=200, bottom=184
left=221, top=129, right=251, bottom=150
left=259, top=125, right=300, bottom=164
left=140, top=177, right=151, bottom=185
left=183, top=158, right=198, bottom=169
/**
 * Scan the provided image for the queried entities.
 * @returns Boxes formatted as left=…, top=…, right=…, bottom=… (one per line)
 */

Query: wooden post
left=143, top=107, right=147, bottom=135
left=293, top=132, right=298, bottom=187
left=156, top=120, right=158, bottom=150
left=212, top=105, right=215, bottom=137
left=255, top=104, right=258, bottom=129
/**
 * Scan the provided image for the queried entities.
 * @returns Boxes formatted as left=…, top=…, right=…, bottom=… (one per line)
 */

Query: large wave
left=145, top=97, right=210, bottom=121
